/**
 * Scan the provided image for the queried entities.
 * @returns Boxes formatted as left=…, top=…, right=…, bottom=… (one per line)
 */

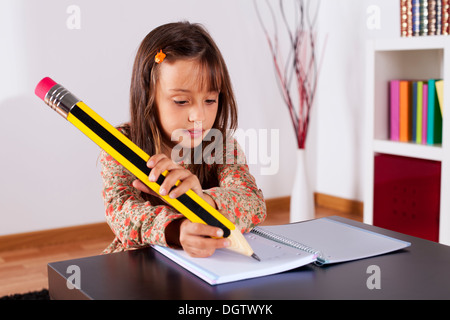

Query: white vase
left=290, top=148, right=315, bottom=223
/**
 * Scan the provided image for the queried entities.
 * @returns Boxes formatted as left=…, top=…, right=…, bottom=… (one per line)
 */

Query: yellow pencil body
left=36, top=78, right=257, bottom=260
left=68, top=102, right=234, bottom=229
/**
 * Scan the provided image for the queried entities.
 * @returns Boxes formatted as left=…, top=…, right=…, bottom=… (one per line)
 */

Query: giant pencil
left=35, top=77, right=259, bottom=260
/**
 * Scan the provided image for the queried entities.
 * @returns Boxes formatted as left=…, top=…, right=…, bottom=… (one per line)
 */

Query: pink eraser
left=35, top=77, right=57, bottom=101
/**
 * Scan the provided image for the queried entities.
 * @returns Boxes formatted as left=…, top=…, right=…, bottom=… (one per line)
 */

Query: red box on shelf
left=373, top=153, right=441, bottom=242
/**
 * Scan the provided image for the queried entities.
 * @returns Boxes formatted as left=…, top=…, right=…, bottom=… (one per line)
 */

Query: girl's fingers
left=132, top=179, right=152, bottom=194
left=183, top=236, right=229, bottom=258
left=145, top=154, right=203, bottom=198
left=161, top=170, right=200, bottom=198
left=183, top=224, right=230, bottom=249
left=148, top=156, right=180, bottom=183
left=146, top=154, right=169, bottom=168
left=179, top=221, right=230, bottom=258
left=132, top=180, right=159, bottom=197
left=184, top=247, right=215, bottom=258
left=184, top=221, right=224, bottom=238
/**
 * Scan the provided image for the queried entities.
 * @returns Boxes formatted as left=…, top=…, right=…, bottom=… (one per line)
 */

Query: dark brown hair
left=125, top=21, right=238, bottom=203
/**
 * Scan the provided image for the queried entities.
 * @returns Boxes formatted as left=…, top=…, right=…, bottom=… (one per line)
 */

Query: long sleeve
left=100, top=150, right=183, bottom=253
left=203, top=139, right=267, bottom=233
left=100, top=138, right=266, bottom=254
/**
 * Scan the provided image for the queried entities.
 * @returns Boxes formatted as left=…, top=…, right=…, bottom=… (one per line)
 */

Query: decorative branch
left=254, top=0, right=324, bottom=149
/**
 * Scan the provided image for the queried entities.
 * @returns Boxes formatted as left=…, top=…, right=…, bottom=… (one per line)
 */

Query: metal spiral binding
left=251, top=226, right=326, bottom=264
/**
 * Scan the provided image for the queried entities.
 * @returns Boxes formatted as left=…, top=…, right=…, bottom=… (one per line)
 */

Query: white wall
left=0, top=0, right=398, bottom=235
left=315, top=0, right=398, bottom=202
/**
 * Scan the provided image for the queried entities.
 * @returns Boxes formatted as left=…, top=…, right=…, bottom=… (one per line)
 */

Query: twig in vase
left=254, top=0, right=324, bottom=149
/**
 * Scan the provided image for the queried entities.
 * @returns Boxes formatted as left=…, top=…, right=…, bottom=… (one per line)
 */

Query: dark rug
left=0, top=289, right=50, bottom=300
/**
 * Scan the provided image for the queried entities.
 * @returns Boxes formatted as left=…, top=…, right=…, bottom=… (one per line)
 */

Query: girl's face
left=155, top=59, right=219, bottom=150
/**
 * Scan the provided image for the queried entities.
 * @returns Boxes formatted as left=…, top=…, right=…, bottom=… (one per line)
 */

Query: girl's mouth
left=187, top=129, right=204, bottom=138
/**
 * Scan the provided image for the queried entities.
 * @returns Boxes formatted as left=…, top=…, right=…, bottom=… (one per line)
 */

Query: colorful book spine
left=443, top=0, right=450, bottom=35
left=435, top=80, right=444, bottom=115
left=412, top=82, right=417, bottom=141
left=401, top=0, right=450, bottom=36
left=427, top=79, right=436, bottom=144
left=401, top=0, right=413, bottom=36
left=436, top=0, right=442, bottom=34
left=422, top=83, right=428, bottom=144
left=434, top=83, right=443, bottom=144
left=399, top=81, right=411, bottom=142
left=428, top=0, right=437, bottom=35
left=421, top=0, right=430, bottom=35
left=412, top=0, right=421, bottom=36
left=390, top=80, right=400, bottom=141
left=416, top=81, right=423, bottom=144
left=388, top=79, right=442, bottom=146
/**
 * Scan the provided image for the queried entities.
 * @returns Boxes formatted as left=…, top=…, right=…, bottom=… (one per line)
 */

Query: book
left=423, top=82, right=428, bottom=144
left=427, top=79, right=443, bottom=145
left=436, top=0, right=442, bottom=35
left=416, top=81, right=423, bottom=144
left=435, top=79, right=443, bottom=115
left=428, top=0, right=437, bottom=35
left=443, top=0, right=449, bottom=35
left=403, top=0, right=449, bottom=36
left=412, top=81, right=417, bottom=141
left=420, top=0, right=429, bottom=36
left=152, top=218, right=411, bottom=285
left=401, top=0, right=413, bottom=37
left=434, top=97, right=443, bottom=144
left=412, top=0, right=421, bottom=36
left=427, top=79, right=436, bottom=144
left=390, top=80, right=400, bottom=141
left=399, top=80, right=411, bottom=141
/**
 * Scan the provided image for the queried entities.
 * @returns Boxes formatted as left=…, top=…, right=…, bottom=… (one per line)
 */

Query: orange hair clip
left=155, top=50, right=166, bottom=64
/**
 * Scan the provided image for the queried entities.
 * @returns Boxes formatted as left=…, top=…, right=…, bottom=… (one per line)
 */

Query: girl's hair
left=126, top=21, right=238, bottom=203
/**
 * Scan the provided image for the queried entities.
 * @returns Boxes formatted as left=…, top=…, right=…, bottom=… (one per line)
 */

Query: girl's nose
left=189, top=104, right=206, bottom=122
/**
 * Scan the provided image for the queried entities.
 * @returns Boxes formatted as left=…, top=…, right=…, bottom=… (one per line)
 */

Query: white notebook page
left=258, top=218, right=411, bottom=264
left=153, top=231, right=317, bottom=285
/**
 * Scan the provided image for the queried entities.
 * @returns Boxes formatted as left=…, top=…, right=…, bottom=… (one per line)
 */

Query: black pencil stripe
left=70, top=105, right=230, bottom=237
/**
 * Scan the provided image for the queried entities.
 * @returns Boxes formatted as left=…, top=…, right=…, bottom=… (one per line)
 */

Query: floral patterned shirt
left=99, top=137, right=266, bottom=254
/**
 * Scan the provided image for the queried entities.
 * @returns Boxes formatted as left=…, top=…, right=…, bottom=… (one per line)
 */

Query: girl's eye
left=205, top=99, right=217, bottom=105
left=174, top=100, right=189, bottom=105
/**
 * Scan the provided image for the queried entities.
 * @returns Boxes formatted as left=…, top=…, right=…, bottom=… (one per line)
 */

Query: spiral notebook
left=152, top=217, right=411, bottom=285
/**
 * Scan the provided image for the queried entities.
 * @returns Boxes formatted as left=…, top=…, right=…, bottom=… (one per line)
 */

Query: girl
left=100, top=21, right=266, bottom=258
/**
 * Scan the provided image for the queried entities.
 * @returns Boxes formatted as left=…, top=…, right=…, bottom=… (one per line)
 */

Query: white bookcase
left=364, top=36, right=450, bottom=245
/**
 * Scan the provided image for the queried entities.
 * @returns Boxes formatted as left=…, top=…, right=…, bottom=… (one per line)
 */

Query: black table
left=47, top=216, right=450, bottom=300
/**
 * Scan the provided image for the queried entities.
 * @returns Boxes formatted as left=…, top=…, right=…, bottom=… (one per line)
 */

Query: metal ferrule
left=44, top=84, right=81, bottom=119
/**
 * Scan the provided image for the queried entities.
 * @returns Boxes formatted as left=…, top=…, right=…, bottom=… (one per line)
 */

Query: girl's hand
left=166, top=218, right=230, bottom=257
left=132, top=154, right=217, bottom=208
left=133, top=154, right=228, bottom=257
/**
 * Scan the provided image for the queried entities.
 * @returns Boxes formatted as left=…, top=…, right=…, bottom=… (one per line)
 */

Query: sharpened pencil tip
left=251, top=253, right=261, bottom=262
